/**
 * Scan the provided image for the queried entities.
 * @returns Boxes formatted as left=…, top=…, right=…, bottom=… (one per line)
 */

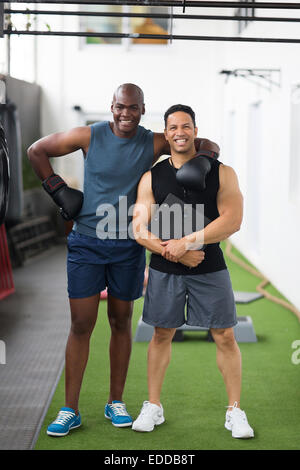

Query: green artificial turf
left=35, top=244, right=300, bottom=450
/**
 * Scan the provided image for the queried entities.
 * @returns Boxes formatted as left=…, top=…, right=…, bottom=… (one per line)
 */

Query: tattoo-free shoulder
left=219, top=163, right=240, bottom=189
left=71, top=125, right=91, bottom=154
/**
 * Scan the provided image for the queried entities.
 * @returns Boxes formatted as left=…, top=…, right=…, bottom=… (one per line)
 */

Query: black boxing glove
left=176, top=153, right=215, bottom=192
left=42, top=173, right=83, bottom=221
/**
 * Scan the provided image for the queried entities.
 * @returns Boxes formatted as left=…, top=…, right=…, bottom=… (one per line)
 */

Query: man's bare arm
left=27, top=126, right=91, bottom=180
left=132, top=171, right=166, bottom=255
left=161, top=165, right=243, bottom=260
left=185, top=164, right=243, bottom=248
left=132, top=172, right=205, bottom=267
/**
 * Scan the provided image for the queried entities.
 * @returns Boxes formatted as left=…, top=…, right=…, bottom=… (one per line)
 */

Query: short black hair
left=164, top=104, right=196, bottom=128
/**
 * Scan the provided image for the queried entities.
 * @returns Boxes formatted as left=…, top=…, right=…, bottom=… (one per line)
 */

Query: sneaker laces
left=139, top=401, right=160, bottom=417
left=139, top=401, right=151, bottom=416
left=226, top=401, right=239, bottom=412
left=53, top=410, right=76, bottom=425
left=110, top=402, right=129, bottom=416
left=226, top=402, right=248, bottom=423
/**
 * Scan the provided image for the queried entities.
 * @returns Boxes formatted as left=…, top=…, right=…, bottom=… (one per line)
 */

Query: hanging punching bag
left=0, top=100, right=23, bottom=226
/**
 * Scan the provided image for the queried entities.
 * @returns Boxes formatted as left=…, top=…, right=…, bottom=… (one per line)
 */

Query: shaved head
left=113, top=83, right=144, bottom=105
left=111, top=83, right=145, bottom=138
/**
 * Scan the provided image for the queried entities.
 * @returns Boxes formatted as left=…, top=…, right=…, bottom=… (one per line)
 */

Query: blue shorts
left=67, top=231, right=146, bottom=300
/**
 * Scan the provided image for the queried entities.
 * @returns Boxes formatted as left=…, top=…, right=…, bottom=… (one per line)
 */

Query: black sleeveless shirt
left=149, top=157, right=227, bottom=275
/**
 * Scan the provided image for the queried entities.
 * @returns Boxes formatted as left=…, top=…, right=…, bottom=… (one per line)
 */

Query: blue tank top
left=73, top=121, right=154, bottom=238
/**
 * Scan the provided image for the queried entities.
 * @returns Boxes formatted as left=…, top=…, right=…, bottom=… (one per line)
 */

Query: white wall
left=1, top=3, right=300, bottom=310
left=215, top=8, right=300, bottom=311
left=33, top=5, right=228, bottom=186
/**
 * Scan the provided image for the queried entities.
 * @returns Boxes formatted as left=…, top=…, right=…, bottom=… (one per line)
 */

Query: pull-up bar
left=6, top=9, right=300, bottom=24
left=5, top=30, right=300, bottom=44
left=2, top=1, right=300, bottom=10
left=3, top=2, right=300, bottom=43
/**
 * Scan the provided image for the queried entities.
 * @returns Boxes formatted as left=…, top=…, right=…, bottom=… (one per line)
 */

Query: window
left=80, top=5, right=170, bottom=46
left=235, top=0, right=256, bottom=35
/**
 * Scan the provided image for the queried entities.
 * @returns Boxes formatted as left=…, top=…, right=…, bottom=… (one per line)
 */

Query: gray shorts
left=142, top=268, right=237, bottom=329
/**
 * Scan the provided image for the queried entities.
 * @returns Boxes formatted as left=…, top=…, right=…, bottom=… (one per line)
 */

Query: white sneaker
left=132, top=401, right=165, bottom=432
left=225, top=402, right=254, bottom=439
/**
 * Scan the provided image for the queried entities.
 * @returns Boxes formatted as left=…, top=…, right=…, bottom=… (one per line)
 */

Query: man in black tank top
left=132, top=105, right=254, bottom=438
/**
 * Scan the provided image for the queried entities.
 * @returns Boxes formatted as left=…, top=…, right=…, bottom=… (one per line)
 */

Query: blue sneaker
left=104, top=401, right=133, bottom=427
left=47, top=407, right=81, bottom=436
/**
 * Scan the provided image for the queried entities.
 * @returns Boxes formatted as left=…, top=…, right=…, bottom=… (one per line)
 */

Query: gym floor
left=0, top=243, right=70, bottom=450
left=0, top=242, right=299, bottom=451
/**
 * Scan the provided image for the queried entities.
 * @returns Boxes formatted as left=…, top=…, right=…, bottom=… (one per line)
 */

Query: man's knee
left=152, top=327, right=176, bottom=345
left=69, top=296, right=99, bottom=337
left=108, top=300, right=133, bottom=333
left=71, top=315, right=96, bottom=336
left=109, top=314, right=132, bottom=333
left=210, top=327, right=237, bottom=349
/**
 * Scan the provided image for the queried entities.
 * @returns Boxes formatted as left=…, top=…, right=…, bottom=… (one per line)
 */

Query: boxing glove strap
left=195, top=150, right=219, bottom=160
left=42, top=173, right=67, bottom=195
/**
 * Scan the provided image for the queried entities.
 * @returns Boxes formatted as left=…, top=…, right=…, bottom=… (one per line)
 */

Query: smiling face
left=111, top=84, right=145, bottom=138
left=164, top=111, right=198, bottom=156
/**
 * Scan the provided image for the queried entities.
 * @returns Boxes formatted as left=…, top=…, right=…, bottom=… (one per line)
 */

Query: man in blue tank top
left=27, top=85, right=219, bottom=436
left=132, top=105, right=254, bottom=439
